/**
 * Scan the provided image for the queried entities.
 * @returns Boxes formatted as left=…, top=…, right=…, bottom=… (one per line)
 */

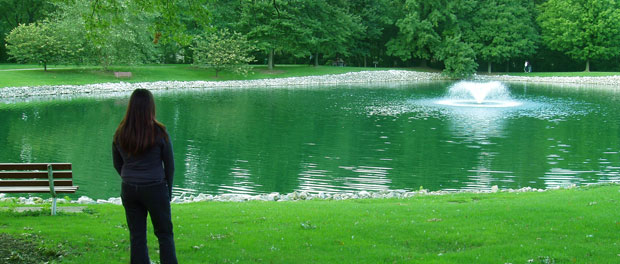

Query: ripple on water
left=367, top=95, right=595, bottom=123
left=435, top=99, right=522, bottom=108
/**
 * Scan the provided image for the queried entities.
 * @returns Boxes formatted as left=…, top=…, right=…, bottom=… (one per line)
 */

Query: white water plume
left=437, top=81, right=521, bottom=108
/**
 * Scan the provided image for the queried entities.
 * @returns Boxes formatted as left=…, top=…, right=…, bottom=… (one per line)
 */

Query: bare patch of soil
left=0, top=233, right=65, bottom=263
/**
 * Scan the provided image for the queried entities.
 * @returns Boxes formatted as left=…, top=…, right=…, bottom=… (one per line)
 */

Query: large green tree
left=52, top=0, right=157, bottom=69
left=387, top=0, right=479, bottom=77
left=23, top=0, right=212, bottom=68
left=538, top=0, right=620, bottom=71
left=0, top=0, right=52, bottom=27
left=466, top=0, right=539, bottom=73
left=297, top=0, right=363, bottom=67
left=348, top=0, right=399, bottom=67
left=237, top=0, right=307, bottom=70
left=435, top=35, right=478, bottom=77
left=132, top=0, right=211, bottom=63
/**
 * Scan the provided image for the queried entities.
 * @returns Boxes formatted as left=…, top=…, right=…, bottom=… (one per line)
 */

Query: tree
left=435, top=35, right=478, bottom=77
left=465, top=0, right=538, bottom=73
left=192, top=29, right=255, bottom=77
left=129, top=0, right=211, bottom=63
left=387, top=0, right=478, bottom=77
left=3, top=0, right=167, bottom=68
left=297, top=0, right=364, bottom=67
left=5, top=21, right=81, bottom=70
left=73, top=0, right=159, bottom=68
left=348, top=0, right=398, bottom=67
left=387, top=0, right=441, bottom=65
left=210, top=0, right=396, bottom=68
left=0, top=0, right=54, bottom=62
left=538, top=0, right=620, bottom=71
left=0, top=0, right=53, bottom=27
left=45, top=0, right=211, bottom=68
left=237, top=0, right=307, bottom=70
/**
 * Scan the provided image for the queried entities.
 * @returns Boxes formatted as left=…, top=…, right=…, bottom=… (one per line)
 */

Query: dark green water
left=2, top=82, right=620, bottom=198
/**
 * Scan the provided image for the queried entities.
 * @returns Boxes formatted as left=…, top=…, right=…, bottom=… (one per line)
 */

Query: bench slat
left=0, top=163, right=78, bottom=201
left=0, top=186, right=78, bottom=193
left=0, top=171, right=72, bottom=179
left=0, top=180, right=73, bottom=187
left=0, top=163, right=72, bottom=171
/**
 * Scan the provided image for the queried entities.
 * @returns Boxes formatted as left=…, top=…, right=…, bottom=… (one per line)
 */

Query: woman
left=113, top=89, right=177, bottom=264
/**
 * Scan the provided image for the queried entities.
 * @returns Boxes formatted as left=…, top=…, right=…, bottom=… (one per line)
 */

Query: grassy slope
left=0, top=64, right=393, bottom=88
left=4, top=63, right=619, bottom=88
left=1, top=185, right=618, bottom=263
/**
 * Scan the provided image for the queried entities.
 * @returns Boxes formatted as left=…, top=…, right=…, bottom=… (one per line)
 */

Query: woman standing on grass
left=113, top=89, right=177, bottom=264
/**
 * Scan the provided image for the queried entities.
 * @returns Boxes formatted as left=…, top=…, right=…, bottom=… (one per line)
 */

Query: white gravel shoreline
left=2, top=183, right=614, bottom=206
left=3, top=70, right=620, bottom=102
left=0, top=70, right=442, bottom=101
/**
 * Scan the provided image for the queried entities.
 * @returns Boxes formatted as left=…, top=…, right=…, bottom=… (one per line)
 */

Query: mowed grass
left=0, top=64, right=391, bottom=88
left=3, top=63, right=620, bottom=88
left=486, top=71, right=620, bottom=77
left=1, top=185, right=618, bottom=263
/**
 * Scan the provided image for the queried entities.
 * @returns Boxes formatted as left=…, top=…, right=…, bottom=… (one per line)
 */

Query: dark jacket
left=113, top=130, right=174, bottom=197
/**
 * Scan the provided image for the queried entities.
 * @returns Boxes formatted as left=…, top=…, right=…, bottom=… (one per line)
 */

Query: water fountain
left=436, top=81, right=521, bottom=108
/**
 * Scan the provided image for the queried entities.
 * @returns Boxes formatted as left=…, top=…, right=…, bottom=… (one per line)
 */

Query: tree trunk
left=488, top=61, right=492, bottom=73
left=215, top=69, right=219, bottom=78
left=585, top=59, right=590, bottom=72
left=268, top=49, right=274, bottom=70
left=43, top=61, right=47, bottom=71
left=363, top=56, right=367, bottom=67
left=314, top=52, right=319, bottom=67
left=506, top=62, right=509, bottom=72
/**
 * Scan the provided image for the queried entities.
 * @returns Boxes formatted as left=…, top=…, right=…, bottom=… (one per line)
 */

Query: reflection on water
left=442, top=99, right=511, bottom=191
left=1, top=82, right=620, bottom=198
left=219, top=160, right=262, bottom=195
left=445, top=106, right=508, bottom=142
left=339, top=166, right=392, bottom=192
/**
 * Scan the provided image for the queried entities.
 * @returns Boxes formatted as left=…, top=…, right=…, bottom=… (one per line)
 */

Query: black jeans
left=121, top=181, right=177, bottom=264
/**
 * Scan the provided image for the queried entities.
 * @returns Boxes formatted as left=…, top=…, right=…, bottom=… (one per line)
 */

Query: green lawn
left=0, top=64, right=43, bottom=70
left=1, top=185, right=618, bottom=263
left=3, top=63, right=619, bottom=89
left=484, top=71, right=620, bottom=77
left=0, top=64, right=394, bottom=88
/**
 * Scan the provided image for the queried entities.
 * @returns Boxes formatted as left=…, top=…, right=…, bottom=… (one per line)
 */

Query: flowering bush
left=192, top=29, right=256, bottom=77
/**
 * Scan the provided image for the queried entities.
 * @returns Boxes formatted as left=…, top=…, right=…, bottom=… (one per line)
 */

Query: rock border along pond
left=0, top=70, right=442, bottom=101
left=4, top=70, right=620, bottom=102
left=2, top=71, right=620, bottom=205
left=1, top=184, right=601, bottom=206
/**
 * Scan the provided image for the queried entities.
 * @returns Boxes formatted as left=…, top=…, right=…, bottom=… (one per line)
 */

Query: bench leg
left=51, top=197, right=57, bottom=216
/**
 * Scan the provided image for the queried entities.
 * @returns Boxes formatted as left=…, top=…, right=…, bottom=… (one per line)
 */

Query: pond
left=1, top=81, right=620, bottom=199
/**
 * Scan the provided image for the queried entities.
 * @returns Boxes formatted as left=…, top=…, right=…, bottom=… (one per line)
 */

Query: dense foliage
left=5, top=21, right=81, bottom=70
left=3, top=0, right=620, bottom=76
left=467, top=0, right=539, bottom=73
left=192, top=29, right=255, bottom=77
left=538, top=0, right=620, bottom=71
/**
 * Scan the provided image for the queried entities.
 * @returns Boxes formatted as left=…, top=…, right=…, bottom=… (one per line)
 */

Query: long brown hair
left=114, top=89, right=168, bottom=156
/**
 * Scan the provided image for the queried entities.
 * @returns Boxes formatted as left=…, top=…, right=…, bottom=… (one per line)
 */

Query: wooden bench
left=0, top=163, right=79, bottom=215
left=114, top=71, right=132, bottom=78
